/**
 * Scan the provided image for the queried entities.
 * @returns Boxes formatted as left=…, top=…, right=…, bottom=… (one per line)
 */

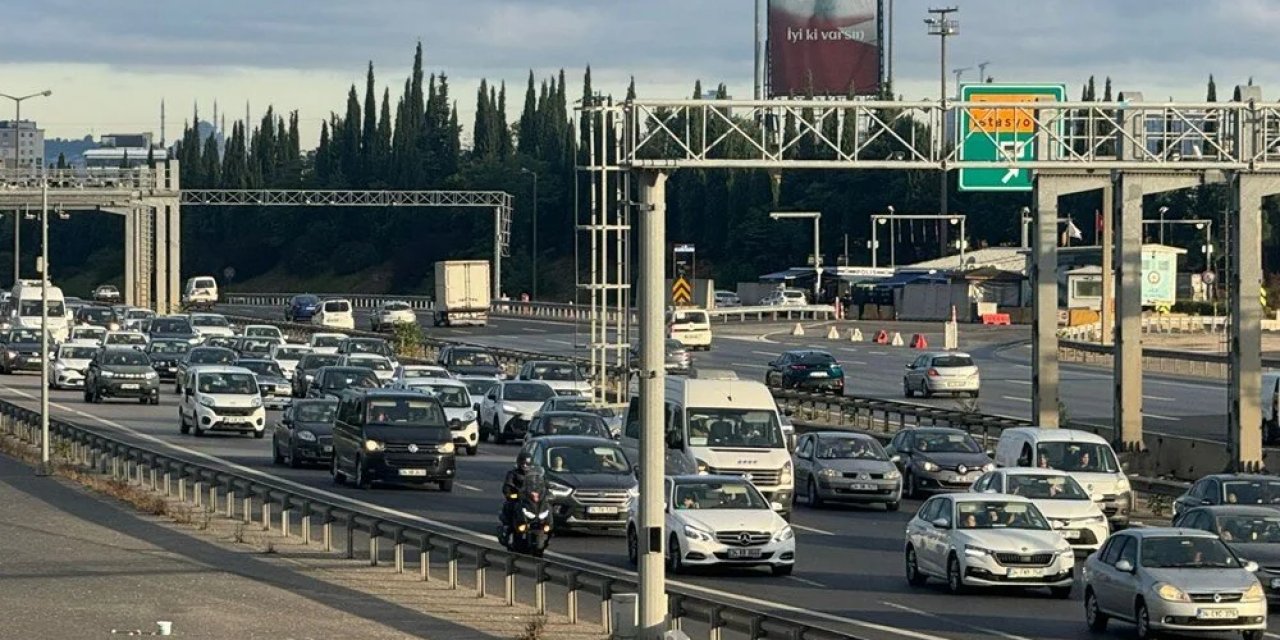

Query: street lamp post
left=36, top=175, right=49, bottom=476
left=1157, top=206, right=1169, bottom=244
left=873, top=211, right=967, bottom=270
left=770, top=212, right=822, bottom=300
left=520, top=168, right=539, bottom=299
left=1, top=89, right=52, bottom=284
left=925, top=7, right=958, bottom=253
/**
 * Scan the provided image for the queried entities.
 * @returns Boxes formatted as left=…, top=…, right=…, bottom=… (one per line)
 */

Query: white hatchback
left=314, top=299, right=355, bottom=330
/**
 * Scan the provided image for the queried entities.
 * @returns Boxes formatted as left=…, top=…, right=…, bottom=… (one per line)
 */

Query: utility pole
left=1, top=89, right=52, bottom=284
left=926, top=7, right=958, bottom=255
left=521, top=168, right=539, bottom=299
left=36, top=175, right=50, bottom=476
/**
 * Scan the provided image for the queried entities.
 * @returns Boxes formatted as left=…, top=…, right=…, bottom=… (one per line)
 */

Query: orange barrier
left=873, top=329, right=889, bottom=344
left=910, top=333, right=928, bottom=349
left=981, top=313, right=1011, bottom=326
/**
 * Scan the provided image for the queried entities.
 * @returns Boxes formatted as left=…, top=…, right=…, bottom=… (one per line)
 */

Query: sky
left=5, top=0, right=1280, bottom=147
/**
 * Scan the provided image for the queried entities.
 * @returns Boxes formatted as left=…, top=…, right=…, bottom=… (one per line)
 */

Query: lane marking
left=868, top=351, right=888, bottom=356
left=1142, top=395, right=1176, bottom=402
left=785, top=575, right=827, bottom=588
left=731, top=363, right=767, bottom=369
left=1001, top=396, right=1032, bottom=403
left=751, top=351, right=780, bottom=357
left=837, top=348, right=861, bottom=353
left=1145, top=413, right=1181, bottom=421
left=1006, top=380, right=1032, bottom=386
left=456, top=482, right=484, bottom=493
left=791, top=523, right=834, bottom=536
left=547, top=339, right=574, bottom=346
left=846, top=361, right=868, bottom=366
left=881, top=601, right=1034, bottom=640
left=520, top=327, right=548, bottom=333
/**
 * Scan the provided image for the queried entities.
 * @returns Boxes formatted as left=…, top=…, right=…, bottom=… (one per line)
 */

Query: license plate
left=586, top=506, right=618, bottom=515
left=1061, top=529, right=1082, bottom=540
left=1007, top=568, right=1041, bottom=579
left=399, top=469, right=428, bottom=477
left=167, top=367, right=177, bottom=372
left=222, top=417, right=245, bottom=424
left=809, top=371, right=828, bottom=378
left=849, top=483, right=877, bottom=491
left=727, top=548, right=762, bottom=559
left=121, top=383, right=140, bottom=390
left=1196, top=608, right=1237, bottom=620
left=322, top=446, right=333, bottom=453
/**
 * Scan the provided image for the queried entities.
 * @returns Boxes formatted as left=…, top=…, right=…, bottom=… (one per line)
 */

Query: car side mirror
left=930, top=518, right=951, bottom=530
left=1114, top=559, right=1134, bottom=573
left=1244, top=561, right=1260, bottom=573
left=985, top=450, right=995, bottom=457
left=905, top=364, right=914, bottom=370
left=771, top=501, right=785, bottom=512
left=1201, top=498, right=1213, bottom=505
left=889, top=454, right=901, bottom=464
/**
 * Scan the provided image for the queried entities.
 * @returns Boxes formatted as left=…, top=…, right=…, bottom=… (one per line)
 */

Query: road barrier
left=1060, top=340, right=1280, bottom=380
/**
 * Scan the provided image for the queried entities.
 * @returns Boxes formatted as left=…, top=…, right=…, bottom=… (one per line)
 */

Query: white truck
left=433, top=260, right=490, bottom=327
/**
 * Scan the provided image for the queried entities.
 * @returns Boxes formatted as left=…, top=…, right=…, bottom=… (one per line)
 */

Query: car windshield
left=60, top=346, right=98, bottom=359
left=274, top=348, right=308, bottom=360
left=915, top=431, right=982, bottom=454
left=198, top=372, right=258, bottom=394
left=149, top=341, right=190, bottom=355
left=323, top=370, right=379, bottom=390
left=403, top=367, right=448, bottom=379
left=452, top=350, right=498, bottom=366
left=323, top=301, right=350, bottom=313
left=1036, top=442, right=1119, bottom=473
left=106, top=334, right=146, bottom=345
left=412, top=384, right=470, bottom=408
left=191, top=315, right=229, bottom=327
left=665, top=340, right=685, bottom=352
left=1005, top=474, right=1090, bottom=500
left=815, top=435, right=888, bottom=460
left=8, top=329, right=40, bottom=342
left=1221, top=480, right=1280, bottom=505
left=313, top=335, right=343, bottom=348
left=20, top=300, right=66, bottom=317
left=193, top=278, right=215, bottom=289
left=505, top=383, right=555, bottom=402
left=151, top=318, right=193, bottom=333
left=350, top=357, right=391, bottom=371
left=794, top=352, right=837, bottom=366
left=301, top=355, right=342, bottom=369
left=686, top=408, right=784, bottom=449
left=72, top=328, right=105, bottom=339
left=1141, top=536, right=1240, bottom=569
left=293, top=296, right=318, bottom=305
left=125, top=309, right=153, bottom=319
left=245, top=327, right=281, bottom=338
left=238, top=361, right=284, bottom=377
left=545, top=444, right=631, bottom=474
left=1215, top=515, right=1280, bottom=543
left=366, top=398, right=447, bottom=427
left=103, top=350, right=150, bottom=366
left=931, top=355, right=975, bottom=367
left=79, top=308, right=114, bottom=323
left=539, top=415, right=610, bottom=438
left=527, top=363, right=583, bottom=382
left=673, top=481, right=768, bottom=510
left=345, top=340, right=384, bottom=354
left=190, top=349, right=235, bottom=364
left=671, top=311, right=708, bottom=324
left=955, top=500, right=1050, bottom=530
left=461, top=379, right=498, bottom=396
left=294, top=402, right=336, bottom=422
left=385, top=302, right=411, bottom=311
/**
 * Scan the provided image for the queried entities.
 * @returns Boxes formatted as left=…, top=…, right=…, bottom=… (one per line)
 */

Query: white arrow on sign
left=998, top=140, right=1033, bottom=184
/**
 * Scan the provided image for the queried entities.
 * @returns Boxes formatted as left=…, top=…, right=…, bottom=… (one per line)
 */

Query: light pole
left=925, top=7, right=958, bottom=254
left=36, top=174, right=49, bottom=475
left=770, top=211, right=822, bottom=300
left=1157, top=206, right=1169, bottom=244
left=520, top=168, right=539, bottom=299
left=1, top=89, right=52, bottom=284
left=873, top=211, right=967, bottom=270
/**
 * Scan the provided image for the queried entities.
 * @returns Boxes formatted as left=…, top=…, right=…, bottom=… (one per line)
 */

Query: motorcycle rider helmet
left=517, top=452, right=533, bottom=472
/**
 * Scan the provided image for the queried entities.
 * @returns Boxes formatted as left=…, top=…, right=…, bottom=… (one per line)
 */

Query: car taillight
left=789, top=364, right=807, bottom=371
left=926, top=368, right=940, bottom=377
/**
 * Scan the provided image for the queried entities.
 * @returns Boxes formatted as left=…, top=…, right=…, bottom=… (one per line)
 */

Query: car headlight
left=437, top=442, right=455, bottom=454
left=885, top=469, right=901, bottom=480
left=1116, top=475, right=1131, bottom=492
left=198, top=396, right=216, bottom=408
left=145, top=371, right=157, bottom=379
left=305, top=374, right=314, bottom=381
left=363, top=439, right=384, bottom=452
left=296, top=430, right=317, bottom=442
left=548, top=481, right=573, bottom=499
left=463, top=410, right=477, bottom=422
left=982, top=463, right=995, bottom=472
left=250, top=396, right=263, bottom=408
left=1243, top=582, right=1265, bottom=603
left=818, top=468, right=840, bottom=478
left=53, top=361, right=66, bottom=370
left=1155, top=582, right=1192, bottom=603
left=683, top=524, right=715, bottom=542
left=773, top=525, right=794, bottom=542
left=100, top=370, right=116, bottom=378
left=964, top=544, right=993, bottom=559
left=4, top=351, right=13, bottom=359
left=626, top=485, right=640, bottom=500
left=780, top=460, right=793, bottom=485
left=188, top=337, right=201, bottom=344
left=921, top=460, right=939, bottom=472
left=502, top=403, right=519, bottom=414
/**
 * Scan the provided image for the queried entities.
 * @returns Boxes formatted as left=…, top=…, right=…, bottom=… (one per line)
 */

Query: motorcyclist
left=501, top=453, right=534, bottom=531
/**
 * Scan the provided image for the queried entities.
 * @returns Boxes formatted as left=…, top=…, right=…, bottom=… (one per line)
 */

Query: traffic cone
left=826, top=326, right=840, bottom=340
left=874, top=329, right=889, bottom=344
left=910, top=333, right=929, bottom=349
left=791, top=323, right=805, bottom=336
left=891, top=332, right=905, bottom=347
left=850, top=328, right=864, bottom=342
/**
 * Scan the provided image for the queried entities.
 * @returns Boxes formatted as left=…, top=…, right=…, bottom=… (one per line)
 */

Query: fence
left=1059, top=340, right=1280, bottom=380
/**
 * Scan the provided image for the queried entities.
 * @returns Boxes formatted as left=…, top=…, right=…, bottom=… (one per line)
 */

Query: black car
left=886, top=427, right=994, bottom=499
left=307, top=366, right=380, bottom=400
left=517, top=435, right=636, bottom=531
left=146, top=338, right=191, bottom=381
left=765, top=349, right=845, bottom=394
left=330, top=389, right=457, bottom=491
left=148, top=316, right=199, bottom=344
left=293, top=353, right=343, bottom=397
left=526, top=411, right=613, bottom=442
left=1172, top=474, right=1280, bottom=518
left=174, top=346, right=238, bottom=393
left=203, top=335, right=238, bottom=350
left=84, top=347, right=160, bottom=404
left=437, top=345, right=504, bottom=378
left=272, top=398, right=338, bottom=468
left=337, top=337, right=395, bottom=360
left=0, top=328, right=47, bottom=374
left=285, top=294, right=320, bottom=323
left=1173, top=505, right=1280, bottom=603
left=232, top=336, right=276, bottom=358
left=75, top=306, right=118, bottom=330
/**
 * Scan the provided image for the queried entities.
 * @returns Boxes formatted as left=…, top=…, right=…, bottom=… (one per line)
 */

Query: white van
left=623, top=375, right=794, bottom=518
left=666, top=307, right=712, bottom=351
left=182, top=276, right=219, bottom=311
left=314, top=299, right=354, bottom=330
left=1264, top=371, right=1280, bottom=444
left=178, top=365, right=266, bottom=438
left=7, top=279, right=69, bottom=342
left=993, top=427, right=1131, bottom=527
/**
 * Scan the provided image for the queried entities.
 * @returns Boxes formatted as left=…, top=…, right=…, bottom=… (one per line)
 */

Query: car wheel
left=969, top=390, right=980, bottom=399
left=1243, top=631, right=1265, bottom=640
left=1084, top=588, right=1108, bottom=632
left=886, top=501, right=900, bottom=512
left=138, top=397, right=149, bottom=405
left=494, top=422, right=508, bottom=445
left=922, top=384, right=933, bottom=399
left=945, top=554, right=966, bottom=595
left=666, top=534, right=683, bottom=575
left=904, top=471, right=918, bottom=500
left=193, top=419, right=204, bottom=437
left=439, top=479, right=454, bottom=492
left=252, top=429, right=265, bottom=440
left=905, top=546, right=927, bottom=586
left=806, top=478, right=824, bottom=508
left=272, top=437, right=284, bottom=464
left=149, top=395, right=160, bottom=406
left=1134, top=600, right=1155, bottom=640
left=179, top=409, right=190, bottom=435
left=331, top=455, right=346, bottom=485
left=903, top=379, right=914, bottom=398
left=288, top=443, right=304, bottom=469
left=83, top=387, right=93, bottom=403
left=353, top=457, right=370, bottom=490
left=626, top=526, right=639, bottom=566
left=770, top=564, right=793, bottom=577
left=466, top=444, right=478, bottom=456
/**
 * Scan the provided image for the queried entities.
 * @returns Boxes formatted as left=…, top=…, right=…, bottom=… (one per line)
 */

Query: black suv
left=146, top=338, right=191, bottom=381
left=292, top=353, right=343, bottom=397
left=330, top=389, right=457, bottom=491
left=437, top=345, right=504, bottom=378
left=84, top=347, right=161, bottom=404
left=0, top=328, right=45, bottom=374
left=307, top=366, right=380, bottom=400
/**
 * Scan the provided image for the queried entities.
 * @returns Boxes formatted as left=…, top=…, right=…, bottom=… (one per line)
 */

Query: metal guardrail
left=0, top=399, right=863, bottom=640
left=1060, top=339, right=1280, bottom=379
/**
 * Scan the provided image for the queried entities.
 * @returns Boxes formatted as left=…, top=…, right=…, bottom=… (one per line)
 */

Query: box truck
left=433, top=260, right=490, bottom=327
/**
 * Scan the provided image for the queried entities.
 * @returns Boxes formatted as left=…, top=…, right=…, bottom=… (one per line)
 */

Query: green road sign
left=958, top=83, right=1066, bottom=192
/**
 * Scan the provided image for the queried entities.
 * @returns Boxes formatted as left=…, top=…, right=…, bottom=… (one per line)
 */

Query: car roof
left=1003, top=427, right=1109, bottom=445
left=1201, top=473, right=1278, bottom=482
left=346, top=353, right=388, bottom=360
left=1189, top=505, right=1280, bottom=517
left=999, top=468, right=1073, bottom=478
left=1115, top=527, right=1220, bottom=540
left=805, top=430, right=877, bottom=441
left=194, top=365, right=253, bottom=375
left=540, top=411, right=605, bottom=419
left=670, top=474, right=753, bottom=484
left=191, top=346, right=235, bottom=353
left=946, top=492, right=1033, bottom=503
left=534, top=435, right=619, bottom=446
left=782, top=349, right=833, bottom=357
left=318, top=366, right=377, bottom=374
left=909, top=426, right=969, bottom=435
left=292, top=397, right=337, bottom=405
left=407, top=378, right=465, bottom=387
left=504, top=379, right=553, bottom=386
left=235, top=358, right=274, bottom=365
left=350, top=388, right=434, bottom=399
left=922, top=351, right=973, bottom=358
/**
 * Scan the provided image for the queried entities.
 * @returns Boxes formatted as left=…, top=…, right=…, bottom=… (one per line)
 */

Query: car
left=905, top=493, right=1074, bottom=596
left=174, top=346, right=238, bottom=394
left=232, top=336, right=277, bottom=358
left=535, top=395, right=623, bottom=437
left=103, top=330, right=149, bottom=350
left=399, top=378, right=479, bottom=455
left=713, top=290, right=741, bottom=308
left=306, top=366, right=380, bottom=400
left=269, top=343, right=311, bottom=380
left=904, top=351, right=980, bottom=398
left=1173, top=474, right=1280, bottom=518
left=0, top=328, right=47, bottom=374
left=83, top=347, right=161, bottom=404
left=336, top=337, right=396, bottom=361
left=761, top=288, right=808, bottom=307
left=456, top=374, right=500, bottom=401
left=371, top=301, right=417, bottom=332
left=793, top=431, right=902, bottom=510
left=285, top=294, right=321, bottom=323
left=292, top=353, right=343, bottom=397
left=994, top=427, right=1132, bottom=527
left=308, top=332, right=347, bottom=354
left=519, top=435, right=636, bottom=531
left=120, top=307, right=156, bottom=331
left=1173, top=505, right=1280, bottom=604
left=145, top=338, right=191, bottom=382
left=200, top=335, right=236, bottom=349
left=666, top=307, right=712, bottom=351
left=629, top=474, right=794, bottom=576
left=971, top=468, right=1110, bottom=553
left=182, top=276, right=219, bottom=311
left=178, top=365, right=266, bottom=437
left=48, top=343, right=99, bottom=390
left=525, top=411, right=613, bottom=443
left=235, top=358, right=293, bottom=409
left=272, top=398, right=339, bottom=468
left=75, top=306, right=119, bottom=330
left=92, top=284, right=122, bottom=303
left=516, top=360, right=593, bottom=397
left=147, top=315, right=201, bottom=345
left=339, top=354, right=395, bottom=384
left=68, top=326, right=107, bottom=346
left=314, top=298, right=355, bottom=330
left=242, top=324, right=285, bottom=345
left=1081, top=528, right=1266, bottom=640
left=188, top=313, right=235, bottom=338
left=765, top=349, right=844, bottom=394
left=479, top=380, right=557, bottom=443
left=886, top=427, right=994, bottom=499
left=391, top=364, right=453, bottom=388
left=437, top=345, right=505, bottom=378
left=629, top=339, right=691, bottom=374
left=330, top=389, right=457, bottom=491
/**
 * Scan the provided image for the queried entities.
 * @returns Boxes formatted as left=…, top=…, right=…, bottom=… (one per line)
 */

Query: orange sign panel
left=967, top=94, right=1055, bottom=134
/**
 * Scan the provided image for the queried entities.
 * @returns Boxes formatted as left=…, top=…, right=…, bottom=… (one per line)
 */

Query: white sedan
left=971, top=468, right=1110, bottom=554
left=392, top=364, right=454, bottom=387
left=371, top=301, right=417, bottom=332
left=905, top=493, right=1074, bottom=597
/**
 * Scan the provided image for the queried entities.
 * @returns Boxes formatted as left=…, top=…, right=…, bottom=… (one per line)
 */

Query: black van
left=331, top=389, right=457, bottom=491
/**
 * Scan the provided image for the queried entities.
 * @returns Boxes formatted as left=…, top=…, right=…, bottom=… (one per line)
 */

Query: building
left=82, top=132, right=167, bottom=169
left=0, top=120, right=45, bottom=169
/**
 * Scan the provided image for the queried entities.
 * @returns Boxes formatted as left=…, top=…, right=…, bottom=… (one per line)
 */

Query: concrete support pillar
left=1112, top=173, right=1144, bottom=452
left=167, top=201, right=181, bottom=311
left=123, top=209, right=137, bottom=306
left=153, top=203, right=168, bottom=313
left=1228, top=173, right=1271, bottom=471
left=1031, top=181, right=1060, bottom=427
left=1100, top=184, right=1114, bottom=345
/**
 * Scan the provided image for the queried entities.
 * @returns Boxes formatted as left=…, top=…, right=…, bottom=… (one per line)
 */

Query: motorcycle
left=498, top=469, right=553, bottom=556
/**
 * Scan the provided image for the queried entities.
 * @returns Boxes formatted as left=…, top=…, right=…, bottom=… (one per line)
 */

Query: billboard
left=767, top=0, right=881, bottom=97
left=1141, top=249, right=1177, bottom=307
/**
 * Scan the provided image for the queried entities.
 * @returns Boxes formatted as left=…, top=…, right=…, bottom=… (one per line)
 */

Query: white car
left=371, top=301, right=417, bottom=332
left=339, top=353, right=395, bottom=384
left=478, top=380, right=557, bottom=443
left=761, top=288, right=808, bottom=307
left=516, top=360, right=593, bottom=397
left=178, top=365, right=266, bottom=438
left=308, top=332, right=347, bottom=354
left=314, top=299, right=354, bottom=330
left=713, top=290, right=741, bottom=308
left=69, top=326, right=107, bottom=347
left=905, top=493, right=1074, bottom=597
left=103, top=330, right=149, bottom=350
left=391, top=364, right=453, bottom=387
left=189, top=313, right=235, bottom=338
left=971, top=468, right=1110, bottom=554
left=403, top=378, right=479, bottom=455
left=269, top=343, right=311, bottom=379
left=49, top=343, right=99, bottom=389
left=242, top=324, right=285, bottom=345
left=628, top=475, right=794, bottom=576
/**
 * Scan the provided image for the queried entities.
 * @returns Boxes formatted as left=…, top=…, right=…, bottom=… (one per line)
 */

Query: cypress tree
left=497, top=81, right=511, bottom=159
left=374, top=88, right=392, bottom=184
left=519, top=71, right=538, bottom=156
left=201, top=132, right=220, bottom=185
left=340, top=86, right=361, bottom=185
left=1206, top=75, right=1217, bottom=102
left=474, top=79, right=493, bottom=159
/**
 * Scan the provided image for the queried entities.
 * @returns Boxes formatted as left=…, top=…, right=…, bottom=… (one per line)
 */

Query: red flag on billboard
left=768, top=0, right=881, bottom=97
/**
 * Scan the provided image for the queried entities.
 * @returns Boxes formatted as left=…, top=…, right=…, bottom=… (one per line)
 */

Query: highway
left=10, top=311, right=1272, bottom=640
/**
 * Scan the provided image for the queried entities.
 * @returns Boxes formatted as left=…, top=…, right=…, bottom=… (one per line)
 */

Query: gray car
left=83, top=347, right=160, bottom=404
left=794, top=431, right=902, bottom=511
left=236, top=358, right=293, bottom=409
left=518, top=435, right=637, bottom=532
left=1173, top=505, right=1280, bottom=605
left=629, top=339, right=691, bottom=373
left=887, top=427, right=994, bottom=499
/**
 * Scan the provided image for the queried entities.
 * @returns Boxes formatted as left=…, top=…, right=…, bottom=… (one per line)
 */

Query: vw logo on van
left=407, top=444, right=419, bottom=453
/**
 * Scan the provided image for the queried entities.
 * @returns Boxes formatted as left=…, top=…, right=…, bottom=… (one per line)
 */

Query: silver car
left=794, top=431, right=902, bottom=511
left=629, top=339, right=691, bottom=373
left=1083, top=528, right=1266, bottom=640
left=903, top=351, right=980, bottom=399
